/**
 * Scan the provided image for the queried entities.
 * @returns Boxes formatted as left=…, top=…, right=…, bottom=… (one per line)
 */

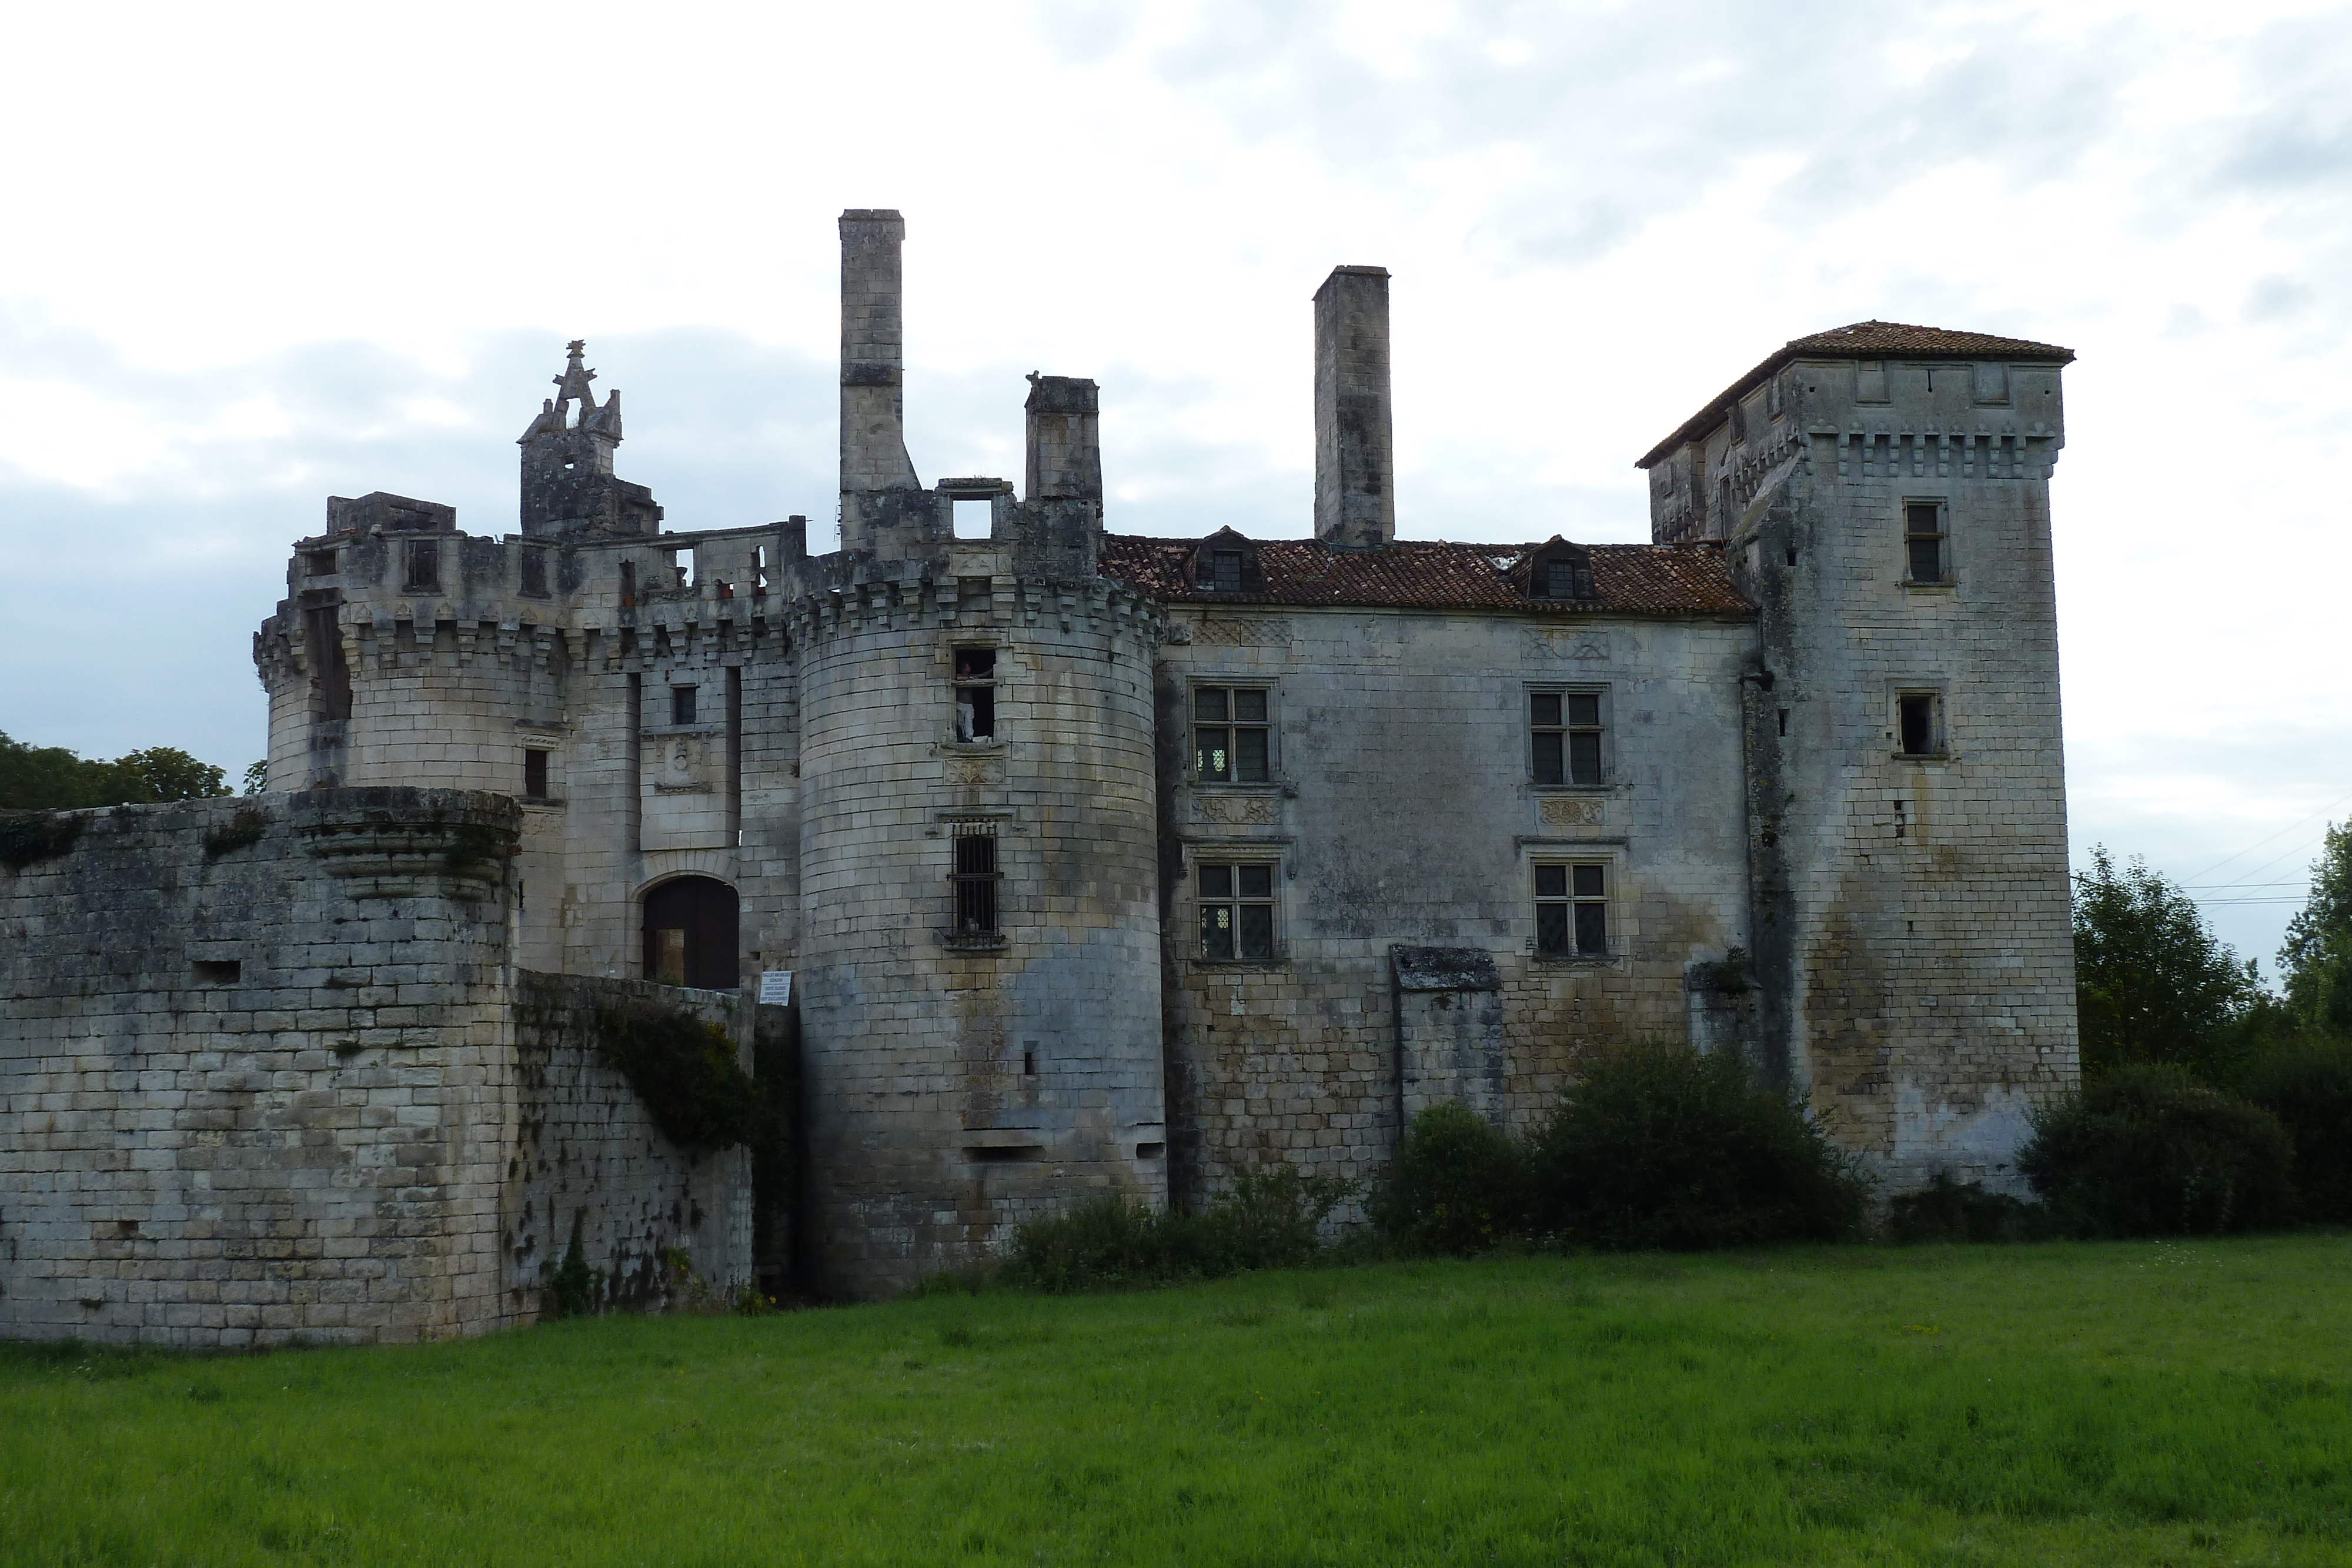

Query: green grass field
left=4, top=1237, right=2348, bottom=1566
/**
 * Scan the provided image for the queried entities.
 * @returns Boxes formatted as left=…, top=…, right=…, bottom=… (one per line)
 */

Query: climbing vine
left=594, top=999, right=758, bottom=1151
left=0, top=811, right=85, bottom=872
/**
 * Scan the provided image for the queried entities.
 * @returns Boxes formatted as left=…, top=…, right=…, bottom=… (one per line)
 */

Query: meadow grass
left=2, top=1235, right=2348, bottom=1566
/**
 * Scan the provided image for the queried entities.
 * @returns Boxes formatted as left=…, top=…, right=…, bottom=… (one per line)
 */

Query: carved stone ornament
left=1194, top=794, right=1279, bottom=825
left=1191, top=618, right=1292, bottom=647
left=1538, top=795, right=1604, bottom=827
left=1524, top=629, right=1611, bottom=662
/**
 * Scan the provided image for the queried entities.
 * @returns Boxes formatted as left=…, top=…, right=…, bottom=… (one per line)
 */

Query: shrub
left=594, top=1001, right=757, bottom=1151
left=0, top=810, right=85, bottom=872
left=1887, top=1172, right=2045, bottom=1244
left=1367, top=1102, right=1528, bottom=1256
left=1008, top=1161, right=1354, bottom=1293
left=1528, top=1043, right=1867, bottom=1251
left=2239, top=1042, right=2352, bottom=1223
left=2019, top=1065, right=2295, bottom=1236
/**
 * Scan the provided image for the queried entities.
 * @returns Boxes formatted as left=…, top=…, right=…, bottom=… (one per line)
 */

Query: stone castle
left=0, top=210, right=2079, bottom=1342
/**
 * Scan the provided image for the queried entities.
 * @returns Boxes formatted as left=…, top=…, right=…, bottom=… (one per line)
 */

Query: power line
left=2176, top=789, right=2352, bottom=885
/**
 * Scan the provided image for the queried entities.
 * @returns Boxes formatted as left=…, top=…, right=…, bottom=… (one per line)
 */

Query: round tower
left=789, top=567, right=1165, bottom=1296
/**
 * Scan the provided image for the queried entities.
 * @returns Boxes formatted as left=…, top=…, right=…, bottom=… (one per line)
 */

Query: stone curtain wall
left=505, top=972, right=758, bottom=1313
left=0, top=791, right=521, bottom=1346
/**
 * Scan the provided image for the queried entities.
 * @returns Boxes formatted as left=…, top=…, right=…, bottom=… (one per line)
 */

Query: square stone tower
left=1641, top=322, right=2080, bottom=1190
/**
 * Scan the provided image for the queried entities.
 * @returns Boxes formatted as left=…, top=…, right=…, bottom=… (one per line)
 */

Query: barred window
left=1198, top=862, right=1276, bottom=960
left=1195, top=687, right=1271, bottom=783
left=953, top=831, right=1001, bottom=937
left=1532, top=691, right=1603, bottom=785
left=1536, top=862, right=1608, bottom=957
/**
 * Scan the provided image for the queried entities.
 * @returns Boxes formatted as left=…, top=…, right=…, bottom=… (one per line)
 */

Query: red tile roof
left=1098, top=535, right=1752, bottom=618
left=1638, top=319, right=2076, bottom=469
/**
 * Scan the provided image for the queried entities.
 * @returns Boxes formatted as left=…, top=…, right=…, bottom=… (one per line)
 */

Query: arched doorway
left=642, top=876, right=740, bottom=989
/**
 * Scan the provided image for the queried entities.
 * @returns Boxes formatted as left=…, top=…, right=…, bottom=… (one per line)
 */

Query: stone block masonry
left=0, top=791, right=764, bottom=1345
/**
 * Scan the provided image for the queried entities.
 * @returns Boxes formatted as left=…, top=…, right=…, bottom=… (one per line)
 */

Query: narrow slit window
left=754, top=544, right=769, bottom=597
left=619, top=560, right=637, bottom=607
left=954, top=831, right=1001, bottom=937
left=1194, top=688, right=1271, bottom=782
left=1535, top=863, right=1609, bottom=957
left=1905, top=502, right=1946, bottom=583
left=1531, top=692, right=1602, bottom=785
left=670, top=685, right=697, bottom=727
left=523, top=748, right=550, bottom=798
left=954, top=647, right=996, bottom=741
left=1898, top=692, right=1942, bottom=757
left=1198, top=862, right=1277, bottom=960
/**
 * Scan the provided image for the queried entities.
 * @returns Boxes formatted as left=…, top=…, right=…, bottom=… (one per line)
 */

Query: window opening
left=754, top=544, right=769, bottom=597
left=1209, top=550, right=1244, bottom=591
left=1198, top=862, right=1277, bottom=960
left=671, top=685, right=697, bottom=727
left=1905, top=502, right=1946, bottom=583
left=1531, top=691, right=1602, bottom=785
left=302, top=606, right=353, bottom=721
left=1535, top=863, right=1608, bottom=957
left=1536, top=553, right=1594, bottom=600
left=403, top=539, right=440, bottom=593
left=1777, top=708, right=1789, bottom=738
left=954, top=647, right=997, bottom=741
left=1898, top=693, right=1940, bottom=757
left=192, top=959, right=242, bottom=985
left=952, top=498, right=993, bottom=540
left=519, top=548, right=548, bottom=597
left=1194, top=687, right=1271, bottom=782
left=1022, top=1044, right=1037, bottom=1077
left=619, top=560, right=637, bottom=607
left=953, top=831, right=1001, bottom=937
left=672, top=550, right=691, bottom=590
left=304, top=549, right=338, bottom=577
left=523, top=748, right=550, bottom=798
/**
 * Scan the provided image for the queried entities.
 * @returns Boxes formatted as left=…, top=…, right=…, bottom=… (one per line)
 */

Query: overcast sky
left=2, top=0, right=2347, bottom=970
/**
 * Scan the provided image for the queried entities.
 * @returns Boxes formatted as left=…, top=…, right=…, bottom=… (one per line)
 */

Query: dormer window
left=1188, top=528, right=1263, bottom=594
left=1527, top=539, right=1595, bottom=601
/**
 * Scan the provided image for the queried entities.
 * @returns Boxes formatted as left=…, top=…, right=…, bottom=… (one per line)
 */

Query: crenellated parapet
left=775, top=564, right=1165, bottom=657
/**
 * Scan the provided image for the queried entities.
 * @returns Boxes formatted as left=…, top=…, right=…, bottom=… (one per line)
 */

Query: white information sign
left=757, top=969, right=794, bottom=1006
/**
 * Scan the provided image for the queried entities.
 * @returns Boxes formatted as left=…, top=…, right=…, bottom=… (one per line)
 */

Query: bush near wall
left=1365, top=1102, right=1528, bottom=1256
left=2236, top=1042, right=2352, bottom=1224
left=1007, top=1165, right=1355, bottom=1293
left=2020, top=1065, right=2296, bottom=1236
left=1526, top=1044, right=1868, bottom=1251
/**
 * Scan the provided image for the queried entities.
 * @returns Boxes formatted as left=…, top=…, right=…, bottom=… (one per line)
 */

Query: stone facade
left=1, top=215, right=2081, bottom=1330
left=0, top=792, right=765, bottom=1345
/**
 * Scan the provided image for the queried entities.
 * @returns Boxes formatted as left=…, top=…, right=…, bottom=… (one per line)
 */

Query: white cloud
left=1, top=0, right=2348, bottom=964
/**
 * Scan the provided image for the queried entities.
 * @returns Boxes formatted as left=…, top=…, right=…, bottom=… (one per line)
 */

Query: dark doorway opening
left=643, top=876, right=740, bottom=989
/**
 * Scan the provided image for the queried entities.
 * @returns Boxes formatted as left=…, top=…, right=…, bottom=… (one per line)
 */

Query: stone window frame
left=1524, top=681, right=1611, bottom=791
left=1189, top=680, right=1279, bottom=787
left=938, top=632, right=1007, bottom=753
left=1189, top=848, right=1286, bottom=965
left=1518, top=840, right=1630, bottom=968
left=1900, top=496, right=1953, bottom=590
left=941, top=814, right=1012, bottom=951
left=1887, top=680, right=1952, bottom=761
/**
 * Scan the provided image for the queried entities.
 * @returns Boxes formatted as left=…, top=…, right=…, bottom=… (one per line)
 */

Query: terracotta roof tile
left=1639, top=318, right=2076, bottom=468
left=1098, top=535, right=1752, bottom=618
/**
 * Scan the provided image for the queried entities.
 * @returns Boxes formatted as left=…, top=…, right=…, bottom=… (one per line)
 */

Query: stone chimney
left=1024, top=375, right=1102, bottom=502
left=1312, top=265, right=1395, bottom=549
left=838, top=209, right=926, bottom=554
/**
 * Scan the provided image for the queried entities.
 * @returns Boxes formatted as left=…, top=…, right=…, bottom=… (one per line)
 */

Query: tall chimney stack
left=1312, top=265, right=1395, bottom=549
left=1024, top=375, right=1102, bottom=502
left=838, top=209, right=922, bottom=552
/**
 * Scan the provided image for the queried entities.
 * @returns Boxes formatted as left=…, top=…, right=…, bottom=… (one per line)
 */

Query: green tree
left=2279, top=822, right=2352, bottom=1041
left=0, top=732, right=230, bottom=810
left=2072, top=845, right=2262, bottom=1082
